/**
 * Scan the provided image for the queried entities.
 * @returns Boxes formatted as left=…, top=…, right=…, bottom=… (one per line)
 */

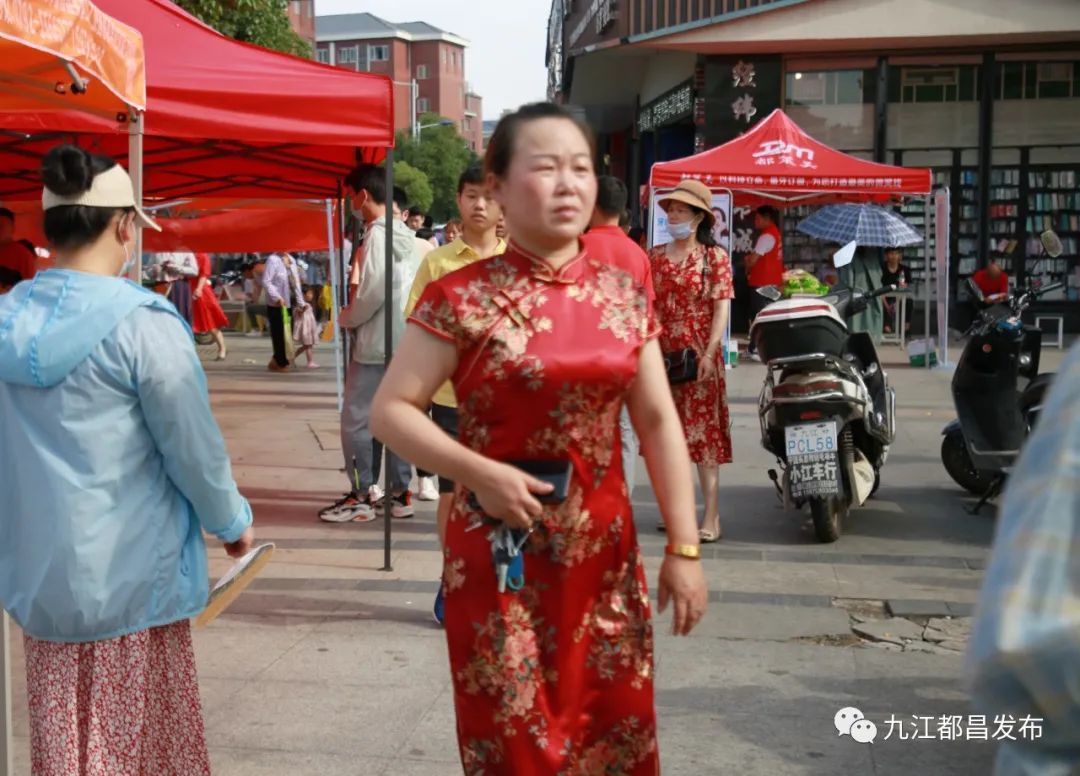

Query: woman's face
left=664, top=201, right=702, bottom=229
left=490, top=117, right=596, bottom=252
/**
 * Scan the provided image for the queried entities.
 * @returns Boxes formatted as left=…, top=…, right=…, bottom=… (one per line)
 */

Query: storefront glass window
left=887, top=64, right=979, bottom=150
left=784, top=69, right=874, bottom=152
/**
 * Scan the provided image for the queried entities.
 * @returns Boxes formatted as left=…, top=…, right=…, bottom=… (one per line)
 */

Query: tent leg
left=325, top=200, right=344, bottom=413
left=925, top=197, right=932, bottom=370
left=381, top=161, right=394, bottom=573
left=127, top=111, right=144, bottom=282
left=0, top=612, right=12, bottom=776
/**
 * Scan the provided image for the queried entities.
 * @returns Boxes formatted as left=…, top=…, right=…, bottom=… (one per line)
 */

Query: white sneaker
left=418, top=477, right=439, bottom=501
left=369, top=484, right=385, bottom=502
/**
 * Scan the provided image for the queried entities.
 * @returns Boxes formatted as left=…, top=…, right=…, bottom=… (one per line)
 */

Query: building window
left=416, top=64, right=429, bottom=80
left=996, top=61, right=1080, bottom=100
left=337, top=46, right=358, bottom=65
left=417, top=98, right=430, bottom=113
left=785, top=71, right=867, bottom=106
left=464, top=117, right=472, bottom=131
left=1036, top=62, right=1074, bottom=99
left=442, top=50, right=448, bottom=68
left=316, top=47, right=330, bottom=64
left=894, top=66, right=978, bottom=103
left=453, top=51, right=459, bottom=70
left=369, top=45, right=389, bottom=62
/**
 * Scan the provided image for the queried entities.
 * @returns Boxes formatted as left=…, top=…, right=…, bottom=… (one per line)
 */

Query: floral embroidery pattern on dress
left=559, top=717, right=658, bottom=776
left=456, top=592, right=558, bottom=741
left=527, top=382, right=619, bottom=487
left=572, top=552, right=653, bottom=689
left=567, top=261, right=651, bottom=343
left=529, top=486, right=609, bottom=567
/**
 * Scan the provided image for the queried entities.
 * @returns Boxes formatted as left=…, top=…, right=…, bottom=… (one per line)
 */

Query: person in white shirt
left=262, top=252, right=304, bottom=371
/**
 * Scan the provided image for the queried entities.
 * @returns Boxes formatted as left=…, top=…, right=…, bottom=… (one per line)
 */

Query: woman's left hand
left=657, top=556, right=708, bottom=636
left=698, top=353, right=718, bottom=382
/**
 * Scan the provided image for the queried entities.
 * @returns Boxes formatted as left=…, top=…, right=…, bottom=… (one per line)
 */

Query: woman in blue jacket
left=0, top=145, right=254, bottom=775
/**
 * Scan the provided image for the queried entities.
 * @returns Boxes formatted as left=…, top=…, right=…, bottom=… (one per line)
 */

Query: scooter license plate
left=785, top=421, right=839, bottom=457
left=785, top=421, right=841, bottom=500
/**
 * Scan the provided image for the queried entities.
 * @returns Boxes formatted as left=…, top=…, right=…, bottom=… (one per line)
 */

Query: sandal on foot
left=699, top=527, right=722, bottom=543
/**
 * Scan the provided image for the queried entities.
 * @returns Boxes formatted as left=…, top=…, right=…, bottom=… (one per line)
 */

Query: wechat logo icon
left=835, top=707, right=877, bottom=744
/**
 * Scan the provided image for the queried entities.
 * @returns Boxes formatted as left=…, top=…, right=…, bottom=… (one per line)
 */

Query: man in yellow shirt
left=404, top=165, right=505, bottom=625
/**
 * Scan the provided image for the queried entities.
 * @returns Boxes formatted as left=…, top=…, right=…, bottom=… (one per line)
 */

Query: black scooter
left=940, top=279, right=1063, bottom=512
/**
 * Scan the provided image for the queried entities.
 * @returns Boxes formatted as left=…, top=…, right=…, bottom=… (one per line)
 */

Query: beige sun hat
left=42, top=163, right=161, bottom=231
left=658, top=179, right=715, bottom=229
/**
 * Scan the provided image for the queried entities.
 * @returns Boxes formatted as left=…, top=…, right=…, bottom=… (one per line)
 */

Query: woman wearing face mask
left=650, top=180, right=735, bottom=543
left=371, top=103, right=707, bottom=774
left=0, top=145, right=254, bottom=776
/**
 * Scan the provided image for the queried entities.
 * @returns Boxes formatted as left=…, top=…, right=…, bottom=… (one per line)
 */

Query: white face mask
left=667, top=221, right=694, bottom=241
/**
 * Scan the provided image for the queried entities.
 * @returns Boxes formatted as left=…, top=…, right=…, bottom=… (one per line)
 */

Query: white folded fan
left=194, top=542, right=275, bottom=628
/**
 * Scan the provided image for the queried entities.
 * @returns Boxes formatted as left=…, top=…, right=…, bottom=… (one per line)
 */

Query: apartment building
left=286, top=0, right=315, bottom=48
left=316, top=12, right=484, bottom=152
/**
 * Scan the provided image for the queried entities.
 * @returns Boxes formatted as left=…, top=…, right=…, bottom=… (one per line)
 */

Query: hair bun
left=41, top=145, right=95, bottom=197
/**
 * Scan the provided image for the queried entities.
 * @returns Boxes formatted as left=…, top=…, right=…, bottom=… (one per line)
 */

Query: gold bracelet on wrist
left=664, top=543, right=702, bottom=560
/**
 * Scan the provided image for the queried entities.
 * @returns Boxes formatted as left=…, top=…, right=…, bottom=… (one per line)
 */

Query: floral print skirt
left=23, top=620, right=211, bottom=776
left=671, top=363, right=733, bottom=466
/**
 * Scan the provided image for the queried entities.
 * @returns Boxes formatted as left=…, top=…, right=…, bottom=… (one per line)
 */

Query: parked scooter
left=750, top=243, right=897, bottom=542
left=940, top=269, right=1064, bottom=513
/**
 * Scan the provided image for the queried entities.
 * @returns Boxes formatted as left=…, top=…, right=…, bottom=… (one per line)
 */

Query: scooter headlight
left=1019, top=353, right=1032, bottom=368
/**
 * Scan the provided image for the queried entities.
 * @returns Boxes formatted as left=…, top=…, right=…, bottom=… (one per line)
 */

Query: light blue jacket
left=0, top=269, right=252, bottom=643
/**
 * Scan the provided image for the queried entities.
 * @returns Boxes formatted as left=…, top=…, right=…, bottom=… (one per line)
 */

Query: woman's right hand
left=472, top=462, right=554, bottom=530
left=224, top=526, right=255, bottom=559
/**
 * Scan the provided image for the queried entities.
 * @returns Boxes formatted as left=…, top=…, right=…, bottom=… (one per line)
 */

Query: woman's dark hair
left=41, top=145, right=131, bottom=251
left=694, top=207, right=718, bottom=248
left=484, top=102, right=597, bottom=179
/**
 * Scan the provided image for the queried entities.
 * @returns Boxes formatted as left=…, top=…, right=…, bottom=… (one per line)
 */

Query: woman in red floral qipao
left=649, top=180, right=735, bottom=543
left=372, top=103, right=708, bottom=775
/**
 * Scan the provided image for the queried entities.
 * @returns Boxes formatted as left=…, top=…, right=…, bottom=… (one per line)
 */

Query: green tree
left=175, top=0, right=312, bottom=58
left=392, top=160, right=434, bottom=215
left=394, top=114, right=477, bottom=222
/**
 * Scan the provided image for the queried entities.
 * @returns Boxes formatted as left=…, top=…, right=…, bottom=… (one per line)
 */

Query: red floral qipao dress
left=649, top=244, right=735, bottom=465
left=409, top=245, right=660, bottom=775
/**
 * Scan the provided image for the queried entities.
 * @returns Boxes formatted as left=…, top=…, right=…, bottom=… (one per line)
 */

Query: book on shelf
left=1028, top=170, right=1078, bottom=190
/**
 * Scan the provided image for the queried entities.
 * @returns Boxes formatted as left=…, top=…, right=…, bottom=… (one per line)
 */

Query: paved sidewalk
left=6, top=334, right=1018, bottom=774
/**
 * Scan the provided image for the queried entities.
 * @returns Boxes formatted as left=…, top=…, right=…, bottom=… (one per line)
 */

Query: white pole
left=411, top=79, right=418, bottom=138
left=0, top=612, right=12, bottom=776
left=325, top=200, right=344, bottom=412
left=925, top=197, right=932, bottom=370
left=128, top=111, right=144, bottom=282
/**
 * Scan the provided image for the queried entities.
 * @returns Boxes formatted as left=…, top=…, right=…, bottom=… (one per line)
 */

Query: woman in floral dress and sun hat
left=372, top=102, right=708, bottom=774
left=650, top=179, right=736, bottom=543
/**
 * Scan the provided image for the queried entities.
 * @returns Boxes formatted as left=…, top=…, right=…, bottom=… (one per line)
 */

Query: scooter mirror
left=756, top=285, right=783, bottom=302
left=833, top=240, right=857, bottom=268
left=1041, top=230, right=1064, bottom=258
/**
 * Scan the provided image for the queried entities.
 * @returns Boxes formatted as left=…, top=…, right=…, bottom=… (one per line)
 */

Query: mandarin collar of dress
left=509, top=239, right=586, bottom=285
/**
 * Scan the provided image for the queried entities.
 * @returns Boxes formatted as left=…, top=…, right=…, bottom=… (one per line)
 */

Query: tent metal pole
left=381, top=160, right=394, bottom=573
left=325, top=199, right=344, bottom=413
left=0, top=611, right=11, bottom=776
left=128, top=111, right=144, bottom=282
left=925, top=196, right=932, bottom=370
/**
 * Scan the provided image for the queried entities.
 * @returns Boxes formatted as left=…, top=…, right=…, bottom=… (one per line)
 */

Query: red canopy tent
left=650, top=109, right=932, bottom=205
left=5, top=199, right=334, bottom=253
left=0, top=0, right=394, bottom=202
